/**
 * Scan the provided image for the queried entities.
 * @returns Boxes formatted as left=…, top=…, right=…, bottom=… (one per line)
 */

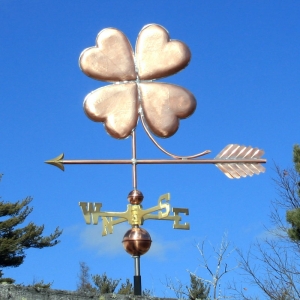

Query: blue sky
left=1, top=1, right=299, bottom=297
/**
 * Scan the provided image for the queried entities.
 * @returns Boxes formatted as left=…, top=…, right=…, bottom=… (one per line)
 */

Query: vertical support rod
left=132, top=129, right=137, bottom=190
left=133, top=255, right=141, bottom=295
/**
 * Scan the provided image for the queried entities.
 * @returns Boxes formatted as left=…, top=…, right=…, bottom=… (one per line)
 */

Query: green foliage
left=0, top=277, right=15, bottom=284
left=286, top=208, right=300, bottom=241
left=142, top=289, right=152, bottom=297
left=166, top=273, right=212, bottom=299
left=238, top=145, right=300, bottom=298
left=286, top=144, right=300, bottom=242
left=293, top=144, right=300, bottom=174
left=117, top=278, right=133, bottom=295
left=0, top=177, right=62, bottom=277
left=77, top=262, right=152, bottom=296
left=187, top=274, right=210, bottom=300
left=116, top=278, right=151, bottom=296
left=116, top=278, right=152, bottom=296
left=92, top=272, right=120, bottom=294
left=77, top=261, right=96, bottom=293
left=28, top=279, right=53, bottom=289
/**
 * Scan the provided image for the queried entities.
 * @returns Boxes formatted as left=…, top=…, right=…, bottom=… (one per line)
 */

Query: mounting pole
left=133, top=255, right=141, bottom=295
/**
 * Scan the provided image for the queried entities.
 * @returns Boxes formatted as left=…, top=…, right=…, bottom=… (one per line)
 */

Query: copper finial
left=122, top=227, right=152, bottom=256
left=127, top=190, right=144, bottom=205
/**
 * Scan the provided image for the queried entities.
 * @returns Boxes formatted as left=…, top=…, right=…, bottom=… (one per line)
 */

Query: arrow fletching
left=215, top=144, right=266, bottom=179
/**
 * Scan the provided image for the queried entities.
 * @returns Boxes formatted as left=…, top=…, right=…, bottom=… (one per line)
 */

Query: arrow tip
left=45, top=153, right=65, bottom=171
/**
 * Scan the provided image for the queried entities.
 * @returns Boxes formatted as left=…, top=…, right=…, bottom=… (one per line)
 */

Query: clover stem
left=140, top=113, right=211, bottom=159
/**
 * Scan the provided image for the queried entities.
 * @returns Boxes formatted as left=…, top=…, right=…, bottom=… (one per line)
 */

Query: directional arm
left=79, top=194, right=190, bottom=236
left=79, top=202, right=129, bottom=225
left=144, top=207, right=190, bottom=229
left=140, top=193, right=170, bottom=219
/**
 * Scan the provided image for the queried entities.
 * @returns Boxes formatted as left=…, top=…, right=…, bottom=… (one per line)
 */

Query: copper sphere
left=122, top=227, right=152, bottom=256
left=127, top=190, right=144, bottom=205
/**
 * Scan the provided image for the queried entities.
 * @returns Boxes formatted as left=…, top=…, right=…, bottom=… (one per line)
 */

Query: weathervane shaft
left=132, top=130, right=137, bottom=190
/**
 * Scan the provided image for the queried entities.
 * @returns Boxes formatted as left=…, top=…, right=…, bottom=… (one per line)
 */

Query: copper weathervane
left=46, top=24, right=266, bottom=295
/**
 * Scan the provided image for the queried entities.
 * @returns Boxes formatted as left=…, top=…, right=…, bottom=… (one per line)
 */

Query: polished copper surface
left=54, top=158, right=266, bottom=164
left=132, top=130, right=138, bottom=189
left=136, top=24, right=191, bottom=80
left=79, top=24, right=196, bottom=141
left=215, top=144, right=266, bottom=179
left=79, top=28, right=136, bottom=82
left=84, top=83, right=138, bottom=139
left=59, top=24, right=268, bottom=182
left=122, top=227, right=152, bottom=256
left=45, top=150, right=266, bottom=177
left=128, top=190, right=144, bottom=205
left=140, top=82, right=196, bottom=137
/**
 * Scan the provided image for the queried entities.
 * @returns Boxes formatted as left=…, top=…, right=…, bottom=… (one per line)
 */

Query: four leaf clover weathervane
left=46, top=24, right=266, bottom=295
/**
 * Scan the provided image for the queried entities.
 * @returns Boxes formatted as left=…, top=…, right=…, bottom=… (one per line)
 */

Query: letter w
left=79, top=202, right=102, bottom=224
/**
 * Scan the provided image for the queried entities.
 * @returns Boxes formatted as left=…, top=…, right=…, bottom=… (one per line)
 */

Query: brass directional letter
left=173, top=208, right=190, bottom=229
left=102, top=217, right=113, bottom=236
left=79, top=202, right=103, bottom=224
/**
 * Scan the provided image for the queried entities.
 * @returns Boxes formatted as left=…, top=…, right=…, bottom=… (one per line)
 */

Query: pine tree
left=234, top=144, right=300, bottom=298
left=77, top=261, right=96, bottom=293
left=117, top=278, right=134, bottom=295
left=286, top=208, right=300, bottom=241
left=286, top=144, right=300, bottom=241
left=0, top=177, right=62, bottom=277
left=294, top=144, right=300, bottom=174
left=187, top=274, right=210, bottom=300
left=92, top=272, right=120, bottom=294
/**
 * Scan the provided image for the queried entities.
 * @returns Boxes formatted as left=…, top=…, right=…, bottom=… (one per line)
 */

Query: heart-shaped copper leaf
left=80, top=28, right=136, bottom=82
left=139, top=82, right=196, bottom=137
left=84, top=83, right=138, bottom=139
left=135, top=24, right=191, bottom=80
